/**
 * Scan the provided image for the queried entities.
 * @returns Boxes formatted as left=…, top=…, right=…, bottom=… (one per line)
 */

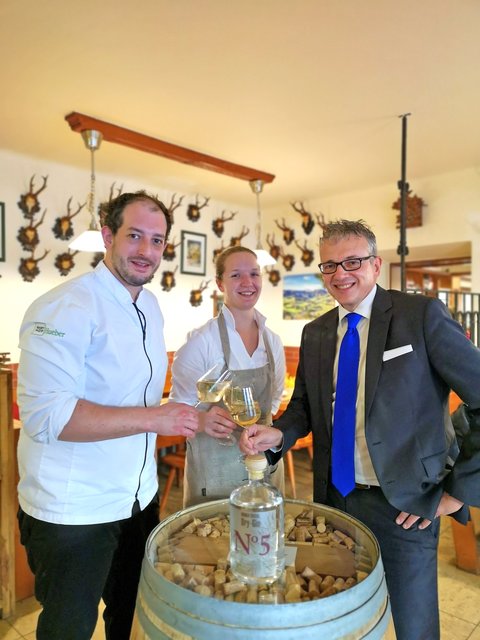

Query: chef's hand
left=155, top=402, right=199, bottom=439
left=396, top=492, right=464, bottom=530
left=239, top=424, right=283, bottom=455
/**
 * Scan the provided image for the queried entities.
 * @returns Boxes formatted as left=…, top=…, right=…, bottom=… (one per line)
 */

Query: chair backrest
left=163, top=351, right=175, bottom=398
left=284, top=346, right=299, bottom=378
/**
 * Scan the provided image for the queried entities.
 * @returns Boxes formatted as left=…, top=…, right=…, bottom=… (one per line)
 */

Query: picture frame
left=181, top=230, right=206, bottom=275
left=0, top=203, right=4, bottom=262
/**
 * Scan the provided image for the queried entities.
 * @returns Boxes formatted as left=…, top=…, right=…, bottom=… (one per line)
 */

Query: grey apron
left=184, top=311, right=285, bottom=507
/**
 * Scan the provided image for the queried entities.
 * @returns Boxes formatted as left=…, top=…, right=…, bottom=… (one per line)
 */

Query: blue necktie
left=332, top=312, right=362, bottom=497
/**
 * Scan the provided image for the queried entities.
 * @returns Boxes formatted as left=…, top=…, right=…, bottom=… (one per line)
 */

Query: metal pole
left=397, top=113, right=411, bottom=292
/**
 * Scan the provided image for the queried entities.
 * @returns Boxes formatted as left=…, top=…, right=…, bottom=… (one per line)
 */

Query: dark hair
left=215, top=246, right=258, bottom=279
left=320, top=219, right=377, bottom=255
left=100, top=191, right=172, bottom=240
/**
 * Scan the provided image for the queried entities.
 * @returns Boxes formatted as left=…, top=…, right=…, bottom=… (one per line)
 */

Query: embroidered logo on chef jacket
left=32, top=322, right=65, bottom=338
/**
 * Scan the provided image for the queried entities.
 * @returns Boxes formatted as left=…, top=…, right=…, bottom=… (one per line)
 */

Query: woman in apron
left=170, top=246, right=286, bottom=507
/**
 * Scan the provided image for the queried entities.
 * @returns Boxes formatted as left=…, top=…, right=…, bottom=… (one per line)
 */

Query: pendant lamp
left=69, top=130, right=105, bottom=252
left=249, top=179, right=276, bottom=268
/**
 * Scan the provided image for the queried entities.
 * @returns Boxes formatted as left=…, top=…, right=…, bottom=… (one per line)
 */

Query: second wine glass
left=195, top=363, right=235, bottom=446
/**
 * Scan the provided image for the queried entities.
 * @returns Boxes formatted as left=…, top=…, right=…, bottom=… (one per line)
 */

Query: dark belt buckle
left=355, top=482, right=371, bottom=490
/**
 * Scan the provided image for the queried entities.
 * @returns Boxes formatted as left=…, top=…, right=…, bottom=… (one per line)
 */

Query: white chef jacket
left=169, top=305, right=285, bottom=414
left=17, top=261, right=167, bottom=525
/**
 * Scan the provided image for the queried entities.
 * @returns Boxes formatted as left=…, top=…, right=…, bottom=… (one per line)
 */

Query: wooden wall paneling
left=0, top=369, right=15, bottom=617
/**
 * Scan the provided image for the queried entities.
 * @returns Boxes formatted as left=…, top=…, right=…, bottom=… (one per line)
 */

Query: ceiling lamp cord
left=82, top=130, right=102, bottom=231
left=69, top=130, right=105, bottom=252
left=249, top=179, right=276, bottom=268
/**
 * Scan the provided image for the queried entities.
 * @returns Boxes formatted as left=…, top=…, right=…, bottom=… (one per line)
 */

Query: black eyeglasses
left=318, top=255, right=376, bottom=274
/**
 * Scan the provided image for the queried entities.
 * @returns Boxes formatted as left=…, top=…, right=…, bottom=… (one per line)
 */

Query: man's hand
left=239, top=424, right=283, bottom=455
left=396, top=492, right=464, bottom=530
left=155, top=402, right=199, bottom=438
left=200, top=406, right=236, bottom=441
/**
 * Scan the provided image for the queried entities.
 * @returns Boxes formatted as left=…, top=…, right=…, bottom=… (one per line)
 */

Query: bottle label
left=231, top=506, right=277, bottom=574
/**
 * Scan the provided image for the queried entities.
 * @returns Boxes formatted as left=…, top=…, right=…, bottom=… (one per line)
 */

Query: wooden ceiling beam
left=65, top=111, right=275, bottom=184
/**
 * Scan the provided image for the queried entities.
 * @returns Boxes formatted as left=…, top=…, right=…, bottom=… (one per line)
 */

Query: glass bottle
left=229, top=454, right=285, bottom=585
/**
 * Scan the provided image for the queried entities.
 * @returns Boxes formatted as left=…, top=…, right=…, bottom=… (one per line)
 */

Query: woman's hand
left=200, top=405, right=237, bottom=441
left=239, top=424, right=284, bottom=455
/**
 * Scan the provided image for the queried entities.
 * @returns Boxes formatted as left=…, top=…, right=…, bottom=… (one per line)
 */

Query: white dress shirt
left=333, top=285, right=379, bottom=485
left=170, top=305, right=285, bottom=414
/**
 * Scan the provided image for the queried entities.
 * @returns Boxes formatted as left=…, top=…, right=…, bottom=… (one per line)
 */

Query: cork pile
left=153, top=509, right=372, bottom=604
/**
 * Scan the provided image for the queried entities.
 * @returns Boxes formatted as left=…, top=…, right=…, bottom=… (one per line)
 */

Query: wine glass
left=195, top=363, right=235, bottom=446
left=224, top=384, right=261, bottom=429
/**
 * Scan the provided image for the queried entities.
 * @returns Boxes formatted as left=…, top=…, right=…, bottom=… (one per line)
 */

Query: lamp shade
left=254, top=248, right=277, bottom=268
left=69, top=230, right=105, bottom=252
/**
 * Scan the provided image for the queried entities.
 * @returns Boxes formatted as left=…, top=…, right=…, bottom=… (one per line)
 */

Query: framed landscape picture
left=181, top=231, right=206, bottom=275
left=283, top=273, right=336, bottom=320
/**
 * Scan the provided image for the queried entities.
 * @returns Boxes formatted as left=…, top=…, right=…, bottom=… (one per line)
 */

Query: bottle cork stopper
left=244, top=454, right=268, bottom=476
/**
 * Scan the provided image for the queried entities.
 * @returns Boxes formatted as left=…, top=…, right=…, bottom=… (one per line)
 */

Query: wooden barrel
left=132, top=499, right=391, bottom=639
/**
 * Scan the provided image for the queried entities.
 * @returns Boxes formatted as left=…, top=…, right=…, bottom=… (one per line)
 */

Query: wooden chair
left=163, top=351, right=175, bottom=399
left=157, top=435, right=186, bottom=516
left=449, top=391, right=480, bottom=574
left=285, top=433, right=313, bottom=498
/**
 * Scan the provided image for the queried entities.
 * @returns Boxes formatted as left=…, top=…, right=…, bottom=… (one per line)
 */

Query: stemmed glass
left=224, top=384, right=261, bottom=429
left=195, top=363, right=235, bottom=446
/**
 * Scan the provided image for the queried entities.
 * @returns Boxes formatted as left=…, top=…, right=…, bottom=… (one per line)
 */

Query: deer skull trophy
left=97, top=183, right=124, bottom=227
left=295, top=239, right=315, bottom=267
left=212, top=210, right=237, bottom=238
left=90, top=253, right=104, bottom=269
left=266, top=234, right=281, bottom=261
left=54, top=250, right=79, bottom=276
left=212, top=240, right=227, bottom=263
left=187, top=195, right=210, bottom=222
left=18, top=175, right=48, bottom=219
left=19, top=249, right=50, bottom=282
left=189, top=280, right=211, bottom=307
left=291, top=201, right=315, bottom=235
left=17, top=210, right=47, bottom=251
left=275, top=218, right=295, bottom=245
left=160, top=266, right=179, bottom=292
left=52, top=198, right=86, bottom=241
left=166, top=193, right=185, bottom=225
left=279, top=247, right=296, bottom=272
left=266, top=267, right=282, bottom=287
left=163, top=237, right=182, bottom=262
left=229, top=226, right=250, bottom=247
left=315, top=212, right=327, bottom=230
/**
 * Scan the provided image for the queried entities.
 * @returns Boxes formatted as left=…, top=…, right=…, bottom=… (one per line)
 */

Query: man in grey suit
left=240, top=219, right=480, bottom=640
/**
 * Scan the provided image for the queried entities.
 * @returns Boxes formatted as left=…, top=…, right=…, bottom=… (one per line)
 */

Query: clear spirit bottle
left=229, top=454, right=285, bottom=585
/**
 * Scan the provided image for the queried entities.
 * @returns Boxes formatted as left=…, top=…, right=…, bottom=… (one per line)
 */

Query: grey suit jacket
left=273, top=286, right=480, bottom=522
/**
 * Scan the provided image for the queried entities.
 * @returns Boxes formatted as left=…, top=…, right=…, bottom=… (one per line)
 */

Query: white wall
left=259, top=167, right=480, bottom=344
left=2, top=149, right=479, bottom=360
left=0, top=150, right=257, bottom=361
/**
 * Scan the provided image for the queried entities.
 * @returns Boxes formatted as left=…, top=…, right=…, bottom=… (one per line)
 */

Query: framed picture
left=0, top=203, right=4, bottom=262
left=283, top=273, right=336, bottom=320
left=181, top=230, right=206, bottom=275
